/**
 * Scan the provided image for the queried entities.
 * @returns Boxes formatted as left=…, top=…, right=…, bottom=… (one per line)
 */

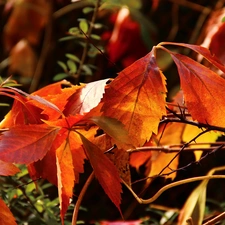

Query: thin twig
left=203, top=211, right=225, bottom=225
left=122, top=175, right=225, bottom=204
left=75, top=0, right=101, bottom=83
left=72, top=171, right=95, bottom=225
left=158, top=129, right=210, bottom=176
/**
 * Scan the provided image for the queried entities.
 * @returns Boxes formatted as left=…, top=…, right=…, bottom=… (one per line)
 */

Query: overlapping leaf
left=64, top=79, right=109, bottom=116
left=169, top=51, right=225, bottom=127
left=56, top=139, right=75, bottom=224
left=101, top=47, right=167, bottom=146
left=79, top=133, right=122, bottom=214
left=0, top=124, right=59, bottom=164
left=0, top=160, right=20, bottom=176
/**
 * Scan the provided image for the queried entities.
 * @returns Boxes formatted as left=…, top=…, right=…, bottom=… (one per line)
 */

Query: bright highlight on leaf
left=102, top=46, right=167, bottom=146
left=170, top=51, right=225, bottom=127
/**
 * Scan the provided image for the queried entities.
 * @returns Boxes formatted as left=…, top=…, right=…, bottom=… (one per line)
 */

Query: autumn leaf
left=0, top=160, right=20, bottom=176
left=182, top=125, right=220, bottom=160
left=178, top=166, right=225, bottom=225
left=0, top=198, right=17, bottom=225
left=64, top=79, right=109, bottom=116
left=161, top=42, right=225, bottom=73
left=0, top=93, right=47, bottom=128
left=90, top=116, right=133, bottom=149
left=101, top=47, right=167, bottom=146
left=78, top=132, right=122, bottom=214
left=56, top=139, right=75, bottom=224
left=147, top=123, right=185, bottom=181
left=168, top=51, right=225, bottom=127
left=0, top=124, right=59, bottom=164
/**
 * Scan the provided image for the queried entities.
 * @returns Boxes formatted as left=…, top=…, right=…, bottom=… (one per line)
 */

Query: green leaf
left=79, top=20, right=89, bottom=33
left=90, top=34, right=101, bottom=40
left=59, top=36, right=76, bottom=42
left=65, top=54, right=80, bottom=63
left=82, top=65, right=92, bottom=76
left=67, top=60, right=77, bottom=73
left=53, top=73, right=69, bottom=81
left=222, top=16, right=225, bottom=22
left=57, top=61, right=67, bottom=71
left=82, top=7, right=94, bottom=14
left=93, top=23, right=103, bottom=29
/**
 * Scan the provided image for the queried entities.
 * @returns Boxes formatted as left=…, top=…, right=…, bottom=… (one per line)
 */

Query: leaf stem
left=71, top=171, right=95, bottom=225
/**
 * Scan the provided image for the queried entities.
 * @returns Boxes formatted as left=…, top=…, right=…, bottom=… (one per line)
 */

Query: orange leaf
left=0, top=95, right=45, bottom=128
left=101, top=47, right=167, bottom=146
left=69, top=132, right=86, bottom=184
left=170, top=52, right=225, bottom=127
left=0, top=160, right=20, bottom=176
left=56, top=139, right=75, bottom=224
left=0, top=198, right=17, bottom=225
left=0, top=124, right=59, bottom=164
left=79, top=133, right=122, bottom=214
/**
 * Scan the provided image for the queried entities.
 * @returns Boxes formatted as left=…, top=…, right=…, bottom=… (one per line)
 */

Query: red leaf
left=0, top=160, right=20, bottom=176
left=161, top=42, right=225, bottom=73
left=0, top=95, right=45, bottom=128
left=28, top=128, right=68, bottom=186
left=0, top=124, right=59, bottom=164
left=101, top=47, right=167, bottom=146
left=0, top=198, right=17, bottom=225
left=79, top=133, right=122, bottom=214
left=170, top=52, right=225, bottom=126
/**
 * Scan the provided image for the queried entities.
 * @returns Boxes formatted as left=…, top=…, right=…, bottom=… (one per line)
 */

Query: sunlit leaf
left=56, top=139, right=75, bottom=224
left=101, top=47, right=167, bottom=146
left=170, top=51, right=225, bottom=127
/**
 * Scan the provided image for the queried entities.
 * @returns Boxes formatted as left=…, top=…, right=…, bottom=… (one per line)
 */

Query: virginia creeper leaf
left=56, top=139, right=75, bottom=225
left=0, top=95, right=45, bottom=128
left=64, top=79, right=109, bottom=116
left=0, top=198, right=17, bottom=225
left=161, top=42, right=225, bottom=73
left=101, top=47, right=167, bottom=146
left=170, top=52, right=225, bottom=127
left=182, top=126, right=220, bottom=160
left=78, top=133, right=122, bottom=213
left=0, top=160, right=20, bottom=176
left=0, top=124, right=59, bottom=164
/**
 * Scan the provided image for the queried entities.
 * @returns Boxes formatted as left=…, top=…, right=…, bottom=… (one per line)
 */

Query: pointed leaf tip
left=78, top=132, right=122, bottom=213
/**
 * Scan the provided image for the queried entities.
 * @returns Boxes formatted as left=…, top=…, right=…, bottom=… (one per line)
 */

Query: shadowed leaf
left=79, top=133, right=122, bottom=214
